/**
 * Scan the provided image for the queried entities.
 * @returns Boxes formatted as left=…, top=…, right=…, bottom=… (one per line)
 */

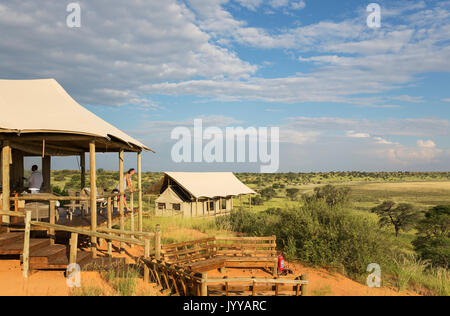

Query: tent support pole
left=89, top=141, right=97, bottom=258
left=137, top=152, right=143, bottom=232
left=119, top=150, right=124, bottom=253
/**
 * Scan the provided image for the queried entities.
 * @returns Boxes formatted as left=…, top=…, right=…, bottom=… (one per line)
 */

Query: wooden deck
left=0, top=231, right=92, bottom=270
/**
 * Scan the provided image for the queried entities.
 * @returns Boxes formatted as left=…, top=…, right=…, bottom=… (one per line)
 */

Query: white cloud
left=390, top=95, right=424, bottom=103
left=291, top=1, right=306, bottom=10
left=346, top=131, right=370, bottom=138
left=417, top=139, right=436, bottom=149
left=0, top=0, right=449, bottom=109
left=0, top=0, right=256, bottom=107
left=150, top=2, right=450, bottom=105
left=285, top=116, right=450, bottom=137
left=234, top=0, right=265, bottom=11
left=384, top=141, right=443, bottom=165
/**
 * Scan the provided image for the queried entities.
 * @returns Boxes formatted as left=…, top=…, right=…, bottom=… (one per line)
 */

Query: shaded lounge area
left=0, top=79, right=153, bottom=254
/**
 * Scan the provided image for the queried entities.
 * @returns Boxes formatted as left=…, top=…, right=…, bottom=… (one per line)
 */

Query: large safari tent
left=0, top=78, right=152, bottom=258
left=155, top=172, right=256, bottom=217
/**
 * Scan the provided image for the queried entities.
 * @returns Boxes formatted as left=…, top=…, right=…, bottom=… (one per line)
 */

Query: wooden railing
left=142, top=258, right=308, bottom=296
left=159, top=236, right=278, bottom=275
left=0, top=209, right=161, bottom=279
left=9, top=190, right=143, bottom=250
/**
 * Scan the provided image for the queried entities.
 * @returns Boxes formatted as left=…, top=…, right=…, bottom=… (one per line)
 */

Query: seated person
left=28, top=165, right=43, bottom=194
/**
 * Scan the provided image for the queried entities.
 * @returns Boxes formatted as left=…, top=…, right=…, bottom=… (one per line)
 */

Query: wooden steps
left=0, top=232, right=23, bottom=247
left=0, top=232, right=94, bottom=271
left=30, top=251, right=92, bottom=270
left=29, top=244, right=67, bottom=265
left=1, top=238, right=50, bottom=255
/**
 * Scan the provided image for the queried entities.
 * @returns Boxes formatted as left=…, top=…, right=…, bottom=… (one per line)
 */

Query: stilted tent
left=155, top=172, right=256, bottom=217
left=0, top=78, right=152, bottom=255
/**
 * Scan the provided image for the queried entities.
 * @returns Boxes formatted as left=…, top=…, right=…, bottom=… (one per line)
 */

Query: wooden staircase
left=0, top=231, right=92, bottom=270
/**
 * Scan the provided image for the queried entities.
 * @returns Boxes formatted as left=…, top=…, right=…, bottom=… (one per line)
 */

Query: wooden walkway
left=0, top=231, right=92, bottom=270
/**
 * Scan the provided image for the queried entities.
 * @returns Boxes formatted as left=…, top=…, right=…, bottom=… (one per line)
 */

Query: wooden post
left=49, top=200, right=56, bottom=245
left=300, top=274, right=308, bottom=296
left=144, top=239, right=150, bottom=283
left=252, top=278, right=256, bottom=296
left=201, top=272, right=208, bottom=296
left=42, top=156, right=51, bottom=193
left=249, top=195, right=252, bottom=210
left=69, top=233, right=78, bottom=265
left=225, top=276, right=229, bottom=296
left=89, top=141, right=97, bottom=258
left=119, top=150, right=124, bottom=253
left=155, top=224, right=161, bottom=260
left=107, top=197, right=112, bottom=257
left=137, top=152, right=143, bottom=232
left=22, top=210, right=31, bottom=278
left=130, top=192, right=135, bottom=237
left=273, top=259, right=278, bottom=277
left=80, top=153, right=85, bottom=190
left=2, top=141, right=11, bottom=225
left=148, top=196, right=151, bottom=215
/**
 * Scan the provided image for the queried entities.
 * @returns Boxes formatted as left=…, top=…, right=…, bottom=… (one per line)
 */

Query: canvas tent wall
left=154, top=172, right=256, bottom=217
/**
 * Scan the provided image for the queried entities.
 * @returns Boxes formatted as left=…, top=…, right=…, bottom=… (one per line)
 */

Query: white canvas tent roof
left=155, top=186, right=186, bottom=204
left=164, top=172, right=256, bottom=199
left=0, top=79, right=150, bottom=151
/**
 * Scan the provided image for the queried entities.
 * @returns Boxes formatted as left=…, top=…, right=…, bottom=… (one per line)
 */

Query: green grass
left=389, top=254, right=450, bottom=296
left=101, top=264, right=140, bottom=296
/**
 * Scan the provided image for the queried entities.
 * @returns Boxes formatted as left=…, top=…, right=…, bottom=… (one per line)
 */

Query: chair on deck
left=24, top=201, right=60, bottom=223
left=80, top=188, right=106, bottom=216
left=66, top=189, right=84, bottom=220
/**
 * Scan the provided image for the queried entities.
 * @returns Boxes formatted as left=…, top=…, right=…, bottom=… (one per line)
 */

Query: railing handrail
left=30, top=221, right=145, bottom=247
left=9, top=189, right=141, bottom=201
left=0, top=210, right=24, bottom=217
left=97, top=227, right=155, bottom=238
left=204, top=278, right=308, bottom=284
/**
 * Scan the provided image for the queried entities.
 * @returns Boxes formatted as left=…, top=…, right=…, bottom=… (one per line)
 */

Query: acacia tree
left=371, top=201, right=422, bottom=237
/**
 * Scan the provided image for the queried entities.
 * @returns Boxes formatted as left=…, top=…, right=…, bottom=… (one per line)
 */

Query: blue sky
left=1, top=0, right=450, bottom=172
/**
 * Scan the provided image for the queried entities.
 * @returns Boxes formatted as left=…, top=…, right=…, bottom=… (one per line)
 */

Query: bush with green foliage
left=260, top=187, right=276, bottom=201
left=413, top=205, right=450, bottom=268
left=307, top=184, right=351, bottom=207
left=286, top=188, right=300, bottom=200
left=251, top=195, right=264, bottom=206
left=217, top=199, right=389, bottom=276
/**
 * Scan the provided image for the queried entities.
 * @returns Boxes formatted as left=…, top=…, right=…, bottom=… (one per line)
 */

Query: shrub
left=309, top=184, right=351, bottom=207
left=413, top=205, right=450, bottom=268
left=218, top=199, right=389, bottom=276
left=251, top=195, right=264, bottom=206
left=286, top=188, right=300, bottom=200
left=260, top=187, right=276, bottom=201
